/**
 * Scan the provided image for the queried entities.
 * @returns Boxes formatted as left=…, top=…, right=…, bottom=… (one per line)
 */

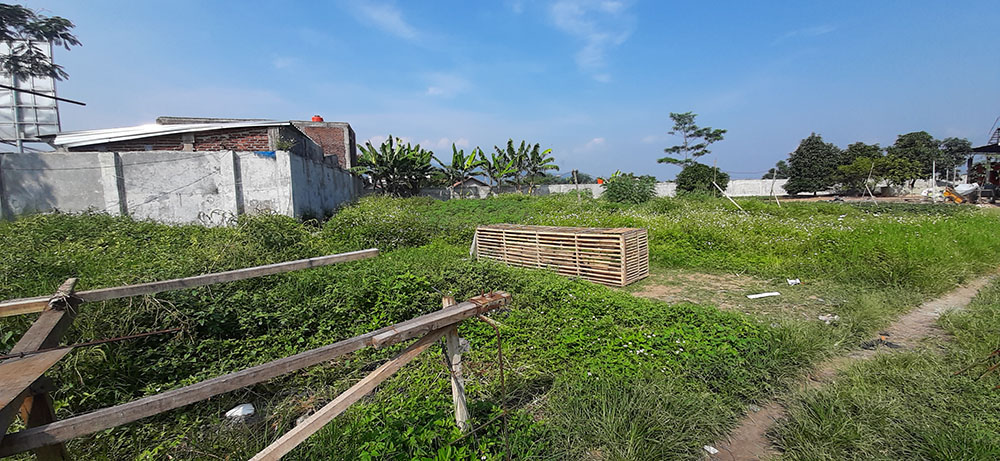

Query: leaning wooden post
left=442, top=296, right=470, bottom=432
left=3, top=278, right=80, bottom=460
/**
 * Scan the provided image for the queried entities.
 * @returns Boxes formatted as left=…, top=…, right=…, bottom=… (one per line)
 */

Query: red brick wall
left=193, top=127, right=270, bottom=151
left=298, top=125, right=347, bottom=167
left=68, top=127, right=272, bottom=152
left=70, top=134, right=185, bottom=152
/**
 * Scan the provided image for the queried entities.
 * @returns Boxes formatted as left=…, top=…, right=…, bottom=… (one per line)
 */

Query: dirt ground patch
left=627, top=269, right=840, bottom=321
left=706, top=273, right=996, bottom=461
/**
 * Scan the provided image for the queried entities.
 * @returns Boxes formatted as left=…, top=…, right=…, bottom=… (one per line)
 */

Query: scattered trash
left=747, top=292, right=780, bottom=299
left=787, top=278, right=801, bottom=286
left=860, top=334, right=902, bottom=350
left=748, top=404, right=762, bottom=412
left=818, top=313, right=840, bottom=324
left=225, top=403, right=255, bottom=420
left=703, top=445, right=720, bottom=455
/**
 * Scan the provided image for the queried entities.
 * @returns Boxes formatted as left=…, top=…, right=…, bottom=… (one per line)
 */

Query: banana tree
left=479, top=148, right=517, bottom=196
left=351, top=135, right=437, bottom=196
left=524, top=145, right=558, bottom=193
left=436, top=144, right=486, bottom=198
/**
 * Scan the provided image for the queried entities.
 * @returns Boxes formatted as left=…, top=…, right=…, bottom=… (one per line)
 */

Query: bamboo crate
left=473, top=224, right=649, bottom=287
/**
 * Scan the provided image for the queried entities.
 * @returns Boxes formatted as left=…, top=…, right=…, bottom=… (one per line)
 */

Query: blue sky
left=25, top=0, right=1000, bottom=179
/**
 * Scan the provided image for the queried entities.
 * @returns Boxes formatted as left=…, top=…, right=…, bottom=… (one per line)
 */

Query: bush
left=675, top=162, right=729, bottom=194
left=602, top=172, right=657, bottom=204
left=322, top=196, right=436, bottom=251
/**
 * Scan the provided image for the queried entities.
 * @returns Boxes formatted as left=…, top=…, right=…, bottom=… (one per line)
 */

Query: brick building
left=47, top=116, right=357, bottom=170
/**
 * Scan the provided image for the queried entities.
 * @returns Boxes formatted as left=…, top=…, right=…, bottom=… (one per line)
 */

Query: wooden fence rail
left=0, top=250, right=382, bottom=460
left=0, top=249, right=380, bottom=318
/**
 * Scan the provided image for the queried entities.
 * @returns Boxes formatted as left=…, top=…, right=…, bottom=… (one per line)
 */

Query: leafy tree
left=602, top=171, right=657, bottom=204
left=523, top=146, right=559, bottom=192
left=886, top=131, right=940, bottom=181
left=491, top=139, right=552, bottom=193
left=0, top=4, right=81, bottom=80
left=939, top=137, right=972, bottom=180
left=841, top=142, right=883, bottom=165
left=676, top=162, right=729, bottom=194
left=785, top=133, right=842, bottom=195
left=479, top=147, right=516, bottom=195
left=351, top=135, right=437, bottom=196
left=435, top=144, right=486, bottom=198
left=878, top=155, right=921, bottom=188
left=658, top=112, right=726, bottom=166
left=761, top=160, right=791, bottom=179
left=836, top=157, right=881, bottom=193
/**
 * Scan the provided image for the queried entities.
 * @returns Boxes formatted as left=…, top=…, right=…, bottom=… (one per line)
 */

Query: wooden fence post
left=441, top=296, right=470, bottom=432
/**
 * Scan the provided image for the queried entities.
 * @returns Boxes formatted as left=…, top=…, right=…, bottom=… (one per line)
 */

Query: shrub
left=602, top=172, right=657, bottom=204
left=675, top=162, right=729, bottom=194
left=321, top=196, right=435, bottom=251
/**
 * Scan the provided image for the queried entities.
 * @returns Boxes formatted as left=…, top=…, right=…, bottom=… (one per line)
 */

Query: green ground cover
left=773, top=279, right=1000, bottom=460
left=1, top=194, right=998, bottom=459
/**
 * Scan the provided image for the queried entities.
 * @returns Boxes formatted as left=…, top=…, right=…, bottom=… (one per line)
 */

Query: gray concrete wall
left=418, top=179, right=788, bottom=200
left=0, top=149, right=359, bottom=225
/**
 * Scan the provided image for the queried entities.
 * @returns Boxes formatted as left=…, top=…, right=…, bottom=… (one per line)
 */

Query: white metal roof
left=48, top=120, right=291, bottom=148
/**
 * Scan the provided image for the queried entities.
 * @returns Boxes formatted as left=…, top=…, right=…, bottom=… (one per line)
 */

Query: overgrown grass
left=1, top=194, right=998, bottom=459
left=773, top=279, right=1000, bottom=460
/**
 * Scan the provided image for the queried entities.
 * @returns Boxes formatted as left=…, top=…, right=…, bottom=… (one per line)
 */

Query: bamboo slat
left=474, top=225, right=649, bottom=287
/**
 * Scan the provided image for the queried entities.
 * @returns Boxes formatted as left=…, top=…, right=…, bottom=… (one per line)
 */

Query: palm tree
left=436, top=144, right=486, bottom=198
left=524, top=145, right=558, bottom=193
left=351, top=135, right=437, bottom=196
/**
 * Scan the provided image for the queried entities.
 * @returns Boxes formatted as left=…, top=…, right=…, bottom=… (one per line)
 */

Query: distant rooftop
left=46, top=120, right=292, bottom=149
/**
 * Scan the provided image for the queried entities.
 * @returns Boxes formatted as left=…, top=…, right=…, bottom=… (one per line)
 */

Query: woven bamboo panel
left=474, top=224, right=649, bottom=287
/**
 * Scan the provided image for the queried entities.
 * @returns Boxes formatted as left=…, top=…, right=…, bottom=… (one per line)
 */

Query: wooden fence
left=0, top=249, right=511, bottom=460
left=474, top=224, right=649, bottom=287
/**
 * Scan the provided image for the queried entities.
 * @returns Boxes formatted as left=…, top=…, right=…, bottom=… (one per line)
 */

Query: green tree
left=435, top=144, right=486, bottom=198
left=840, top=142, right=883, bottom=165
left=878, top=155, right=921, bottom=188
left=886, top=131, right=940, bottom=181
left=939, top=137, right=972, bottom=180
left=351, top=135, right=437, bottom=196
left=836, top=157, right=881, bottom=193
left=761, top=160, right=791, bottom=179
left=479, top=147, right=517, bottom=195
left=0, top=4, right=81, bottom=80
left=676, top=162, right=730, bottom=195
left=523, top=146, right=559, bottom=192
left=658, top=112, right=726, bottom=166
left=785, top=133, right=842, bottom=195
left=602, top=171, right=657, bottom=204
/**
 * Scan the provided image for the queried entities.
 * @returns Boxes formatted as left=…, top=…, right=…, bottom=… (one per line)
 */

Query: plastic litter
left=747, top=292, right=780, bottom=299
left=787, top=278, right=801, bottom=286
left=955, top=183, right=980, bottom=196
left=703, top=445, right=720, bottom=455
left=818, top=314, right=840, bottom=325
left=225, top=403, right=255, bottom=420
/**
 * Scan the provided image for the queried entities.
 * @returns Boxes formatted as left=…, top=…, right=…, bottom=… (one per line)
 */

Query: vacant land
left=1, top=194, right=999, bottom=459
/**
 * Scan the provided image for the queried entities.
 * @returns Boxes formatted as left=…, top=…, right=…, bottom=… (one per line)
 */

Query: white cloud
left=550, top=0, right=634, bottom=82
left=508, top=0, right=524, bottom=14
left=773, top=24, right=836, bottom=45
left=573, top=136, right=606, bottom=153
left=424, top=72, right=472, bottom=98
left=454, top=138, right=470, bottom=148
left=350, top=1, right=420, bottom=41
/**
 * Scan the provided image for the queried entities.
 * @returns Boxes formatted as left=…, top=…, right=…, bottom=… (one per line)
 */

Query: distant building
left=0, top=116, right=361, bottom=224
left=46, top=115, right=357, bottom=170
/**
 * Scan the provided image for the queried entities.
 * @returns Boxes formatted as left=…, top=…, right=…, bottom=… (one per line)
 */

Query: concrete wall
left=418, top=179, right=788, bottom=200
left=0, top=149, right=360, bottom=225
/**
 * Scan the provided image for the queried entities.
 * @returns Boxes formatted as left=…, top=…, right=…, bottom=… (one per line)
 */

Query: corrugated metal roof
left=48, top=120, right=291, bottom=148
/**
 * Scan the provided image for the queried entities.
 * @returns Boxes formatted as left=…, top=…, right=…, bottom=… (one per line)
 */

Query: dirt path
left=706, top=274, right=995, bottom=461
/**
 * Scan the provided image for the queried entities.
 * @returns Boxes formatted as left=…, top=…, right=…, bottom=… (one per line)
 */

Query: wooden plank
left=0, top=250, right=379, bottom=318
left=0, top=278, right=79, bottom=459
left=441, top=297, right=469, bottom=432
left=0, top=292, right=510, bottom=457
left=0, top=350, right=71, bottom=412
left=249, top=327, right=448, bottom=461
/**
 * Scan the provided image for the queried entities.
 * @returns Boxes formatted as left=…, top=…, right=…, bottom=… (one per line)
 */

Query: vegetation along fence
left=474, top=224, right=649, bottom=287
left=0, top=249, right=512, bottom=460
